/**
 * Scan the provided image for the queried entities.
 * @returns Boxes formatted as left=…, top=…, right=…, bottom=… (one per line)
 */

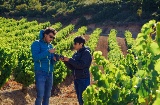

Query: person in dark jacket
left=31, top=27, right=57, bottom=105
left=61, top=36, right=92, bottom=105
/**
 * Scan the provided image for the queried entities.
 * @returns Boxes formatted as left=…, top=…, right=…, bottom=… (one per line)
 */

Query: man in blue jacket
left=31, top=27, right=57, bottom=105
left=61, top=36, right=92, bottom=105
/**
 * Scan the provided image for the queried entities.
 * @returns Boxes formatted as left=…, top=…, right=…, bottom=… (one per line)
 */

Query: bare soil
left=95, top=36, right=128, bottom=58
left=83, top=35, right=90, bottom=41
left=117, top=37, right=128, bottom=56
left=95, top=36, right=108, bottom=57
left=87, top=23, right=141, bottom=38
left=0, top=77, right=78, bottom=105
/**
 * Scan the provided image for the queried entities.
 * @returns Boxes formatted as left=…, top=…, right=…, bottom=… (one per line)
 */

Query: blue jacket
left=64, top=47, right=92, bottom=79
left=31, top=30, right=56, bottom=73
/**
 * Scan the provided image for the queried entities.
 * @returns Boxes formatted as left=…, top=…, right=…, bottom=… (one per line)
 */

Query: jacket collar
left=40, top=39, right=49, bottom=44
left=40, top=39, right=49, bottom=45
left=78, top=47, right=86, bottom=53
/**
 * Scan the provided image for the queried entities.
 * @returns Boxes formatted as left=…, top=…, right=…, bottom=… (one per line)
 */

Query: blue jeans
left=35, top=70, right=53, bottom=105
left=74, top=78, right=90, bottom=105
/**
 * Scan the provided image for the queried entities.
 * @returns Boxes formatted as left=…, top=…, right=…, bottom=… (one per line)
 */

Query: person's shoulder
left=83, top=46, right=91, bottom=53
left=34, top=40, right=40, bottom=43
left=31, top=40, right=40, bottom=46
left=83, top=48, right=91, bottom=55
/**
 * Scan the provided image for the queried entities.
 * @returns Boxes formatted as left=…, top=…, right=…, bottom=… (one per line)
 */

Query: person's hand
left=59, top=58, right=64, bottom=61
left=53, top=57, right=57, bottom=61
left=63, top=57, right=69, bottom=61
left=49, top=48, right=55, bottom=53
left=60, top=57, right=69, bottom=62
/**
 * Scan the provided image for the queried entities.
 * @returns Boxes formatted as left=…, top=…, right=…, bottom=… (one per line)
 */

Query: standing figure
left=31, top=28, right=57, bottom=105
left=61, top=36, right=92, bottom=105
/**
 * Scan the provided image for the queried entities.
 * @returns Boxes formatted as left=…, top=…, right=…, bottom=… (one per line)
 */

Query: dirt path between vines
left=95, top=36, right=127, bottom=58
left=0, top=76, right=78, bottom=105
left=95, top=36, right=108, bottom=58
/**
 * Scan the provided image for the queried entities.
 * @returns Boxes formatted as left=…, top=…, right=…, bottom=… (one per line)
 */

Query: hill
left=1, top=0, right=160, bottom=26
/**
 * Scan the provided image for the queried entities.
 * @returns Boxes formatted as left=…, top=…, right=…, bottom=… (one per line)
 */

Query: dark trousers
left=74, top=77, right=90, bottom=105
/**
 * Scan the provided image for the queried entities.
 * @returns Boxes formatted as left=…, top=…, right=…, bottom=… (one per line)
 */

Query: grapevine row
left=86, top=28, right=102, bottom=54
left=54, top=24, right=74, bottom=44
left=55, top=26, right=87, bottom=54
left=108, top=29, right=124, bottom=65
left=83, top=20, right=160, bottom=105
left=124, top=30, right=135, bottom=49
left=0, top=18, right=63, bottom=89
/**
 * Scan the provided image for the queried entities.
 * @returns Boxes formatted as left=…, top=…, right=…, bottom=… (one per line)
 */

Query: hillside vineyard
left=0, top=17, right=160, bottom=105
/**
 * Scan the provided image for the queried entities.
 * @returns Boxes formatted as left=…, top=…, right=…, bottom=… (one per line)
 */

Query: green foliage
left=0, top=17, right=87, bottom=91
left=86, top=28, right=102, bottom=54
left=108, top=29, right=124, bottom=65
left=156, top=22, right=160, bottom=46
left=1, top=0, right=160, bottom=23
left=125, top=30, right=135, bottom=49
left=13, top=49, right=34, bottom=87
left=83, top=51, right=137, bottom=105
left=53, top=24, right=74, bottom=44
left=51, top=22, right=62, bottom=31
left=1, top=16, right=160, bottom=105
left=0, top=17, right=62, bottom=89
left=153, top=87, right=160, bottom=105
left=83, top=20, right=160, bottom=105
left=28, top=0, right=41, bottom=11
left=0, top=48, right=15, bottom=88
left=55, top=26, right=87, bottom=54
left=15, top=4, right=28, bottom=11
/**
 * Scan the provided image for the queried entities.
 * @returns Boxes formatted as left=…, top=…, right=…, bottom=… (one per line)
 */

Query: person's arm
left=51, top=53, right=56, bottom=65
left=31, top=41, right=50, bottom=62
left=64, top=61, right=74, bottom=71
left=68, top=51, right=91, bottom=69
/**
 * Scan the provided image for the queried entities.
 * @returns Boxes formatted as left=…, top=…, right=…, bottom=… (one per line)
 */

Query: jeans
left=35, top=70, right=53, bottom=105
left=74, top=78, right=90, bottom=105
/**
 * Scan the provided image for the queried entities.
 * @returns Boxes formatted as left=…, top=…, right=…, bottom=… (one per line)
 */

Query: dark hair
left=43, top=27, right=57, bottom=36
left=74, top=36, right=85, bottom=46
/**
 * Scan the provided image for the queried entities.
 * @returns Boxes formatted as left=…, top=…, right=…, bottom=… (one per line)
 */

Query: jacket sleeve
left=31, top=41, right=50, bottom=62
left=68, top=51, right=91, bottom=69
left=64, top=61, right=74, bottom=71
left=51, top=53, right=56, bottom=65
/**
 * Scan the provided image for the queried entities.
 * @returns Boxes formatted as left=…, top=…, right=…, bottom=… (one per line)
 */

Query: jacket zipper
left=47, top=44, right=50, bottom=74
left=39, top=60, right=41, bottom=67
left=74, top=70, right=76, bottom=79
left=47, top=56, right=50, bottom=74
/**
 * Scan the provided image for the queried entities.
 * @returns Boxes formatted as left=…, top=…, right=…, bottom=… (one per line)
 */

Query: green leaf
left=153, top=90, right=160, bottom=105
left=156, top=22, right=160, bottom=46
left=112, top=88, right=120, bottom=101
left=149, top=41, right=160, bottom=55
left=138, top=96, right=146, bottom=103
left=155, top=60, right=160, bottom=74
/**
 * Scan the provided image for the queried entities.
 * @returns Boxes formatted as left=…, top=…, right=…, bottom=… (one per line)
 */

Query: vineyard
left=0, top=17, right=160, bottom=105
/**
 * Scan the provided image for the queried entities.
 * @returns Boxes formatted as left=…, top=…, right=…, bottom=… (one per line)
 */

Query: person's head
left=43, top=27, right=57, bottom=43
left=73, top=36, right=85, bottom=51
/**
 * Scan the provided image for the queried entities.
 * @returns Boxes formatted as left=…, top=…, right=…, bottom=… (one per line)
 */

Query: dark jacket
left=64, top=46, right=92, bottom=79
